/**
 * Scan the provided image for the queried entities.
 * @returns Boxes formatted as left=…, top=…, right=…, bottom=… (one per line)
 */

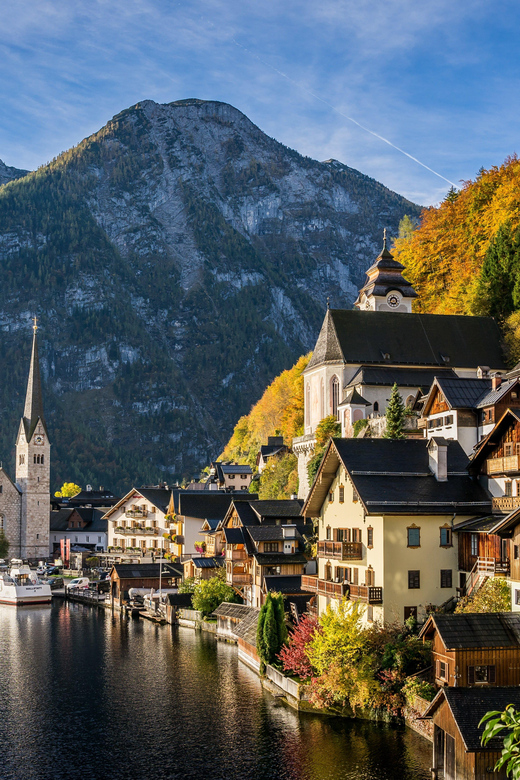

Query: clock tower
left=354, top=231, right=417, bottom=313
left=15, top=319, right=50, bottom=560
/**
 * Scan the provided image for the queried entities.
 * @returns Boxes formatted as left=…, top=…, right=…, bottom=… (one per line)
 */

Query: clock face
left=34, top=434, right=44, bottom=445
left=387, top=292, right=401, bottom=309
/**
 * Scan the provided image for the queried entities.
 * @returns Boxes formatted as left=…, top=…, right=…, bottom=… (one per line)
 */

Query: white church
left=0, top=321, right=50, bottom=560
left=293, top=235, right=507, bottom=498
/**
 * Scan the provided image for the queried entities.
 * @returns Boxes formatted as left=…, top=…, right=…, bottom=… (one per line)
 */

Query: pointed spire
left=383, top=228, right=387, bottom=251
left=23, top=320, right=46, bottom=439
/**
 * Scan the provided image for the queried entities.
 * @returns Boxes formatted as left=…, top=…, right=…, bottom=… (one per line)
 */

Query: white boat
left=0, top=559, right=52, bottom=605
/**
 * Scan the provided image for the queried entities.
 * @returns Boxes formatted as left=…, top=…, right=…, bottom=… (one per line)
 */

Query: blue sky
left=0, top=0, right=518, bottom=205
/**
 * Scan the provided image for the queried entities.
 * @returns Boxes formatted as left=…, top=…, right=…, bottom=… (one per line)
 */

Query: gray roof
left=250, top=499, right=303, bottom=519
left=422, top=612, right=520, bottom=649
left=233, top=608, right=260, bottom=645
left=346, top=366, right=457, bottom=390
left=112, top=563, right=183, bottom=579
left=246, top=525, right=304, bottom=541
left=224, top=527, right=246, bottom=544
left=22, top=329, right=47, bottom=440
left=263, top=575, right=305, bottom=594
left=179, top=492, right=241, bottom=520
left=338, top=387, right=371, bottom=407
left=135, top=488, right=173, bottom=514
left=430, top=377, right=492, bottom=410
left=213, top=602, right=253, bottom=619
left=424, top=687, right=520, bottom=751
left=306, top=309, right=506, bottom=371
left=253, top=552, right=307, bottom=565
left=220, top=464, right=253, bottom=475
left=190, top=557, right=224, bottom=569
left=452, top=515, right=500, bottom=533
left=476, top=377, right=519, bottom=408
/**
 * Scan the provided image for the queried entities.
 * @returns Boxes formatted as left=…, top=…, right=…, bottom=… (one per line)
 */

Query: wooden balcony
left=348, top=584, right=383, bottom=604
left=301, top=575, right=348, bottom=598
left=115, top=526, right=158, bottom=536
left=317, top=541, right=363, bottom=560
left=487, top=455, right=520, bottom=475
left=125, top=509, right=148, bottom=518
left=228, top=573, right=252, bottom=586
left=226, top=548, right=249, bottom=561
left=492, top=496, right=520, bottom=513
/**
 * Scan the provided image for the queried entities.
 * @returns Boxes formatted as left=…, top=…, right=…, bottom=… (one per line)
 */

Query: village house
left=207, top=461, right=253, bottom=491
left=423, top=687, right=520, bottom=780
left=301, top=437, right=492, bottom=625
left=49, top=506, right=108, bottom=555
left=109, top=562, right=183, bottom=608
left=256, top=436, right=289, bottom=474
left=220, top=498, right=312, bottom=608
left=292, top=237, right=506, bottom=498
left=182, top=556, right=223, bottom=582
left=420, top=612, right=520, bottom=688
left=104, top=487, right=183, bottom=557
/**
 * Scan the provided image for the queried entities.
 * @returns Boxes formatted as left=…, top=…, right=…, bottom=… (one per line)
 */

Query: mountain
left=0, top=98, right=421, bottom=493
left=0, top=159, right=29, bottom=186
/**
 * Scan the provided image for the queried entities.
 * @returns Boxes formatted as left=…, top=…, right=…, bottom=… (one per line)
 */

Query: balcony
left=317, top=541, right=363, bottom=560
left=125, top=509, right=148, bottom=518
left=348, top=584, right=383, bottom=604
left=301, top=575, right=348, bottom=598
left=226, top=548, right=249, bottom=561
left=228, top=573, right=252, bottom=586
left=487, top=456, right=520, bottom=475
left=492, top=496, right=520, bottom=513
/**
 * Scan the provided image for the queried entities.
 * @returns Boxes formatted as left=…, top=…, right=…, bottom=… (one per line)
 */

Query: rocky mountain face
left=0, top=159, right=29, bottom=186
left=0, top=99, right=421, bottom=492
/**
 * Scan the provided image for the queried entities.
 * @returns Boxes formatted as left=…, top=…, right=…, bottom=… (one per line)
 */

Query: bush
left=455, top=577, right=511, bottom=613
left=191, top=569, right=238, bottom=617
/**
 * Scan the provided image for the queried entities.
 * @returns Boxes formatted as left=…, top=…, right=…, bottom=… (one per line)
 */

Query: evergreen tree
left=384, top=383, right=405, bottom=439
left=256, top=596, right=270, bottom=664
left=475, top=223, right=520, bottom=321
left=397, top=214, right=417, bottom=240
left=272, top=592, right=288, bottom=647
left=263, top=597, right=279, bottom=664
left=443, top=186, right=459, bottom=203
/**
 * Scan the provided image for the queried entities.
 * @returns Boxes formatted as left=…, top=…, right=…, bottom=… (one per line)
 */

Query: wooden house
left=423, top=687, right=520, bottom=779
left=109, top=562, right=182, bottom=607
left=470, top=408, right=520, bottom=515
left=182, top=556, right=223, bottom=582
left=420, top=612, right=520, bottom=688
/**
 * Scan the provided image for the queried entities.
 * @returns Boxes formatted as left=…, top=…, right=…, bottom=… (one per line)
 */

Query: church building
left=0, top=321, right=50, bottom=560
left=293, top=236, right=507, bottom=498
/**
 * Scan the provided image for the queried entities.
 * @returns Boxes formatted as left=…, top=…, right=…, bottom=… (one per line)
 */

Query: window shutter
left=488, top=665, right=496, bottom=684
left=468, top=666, right=475, bottom=685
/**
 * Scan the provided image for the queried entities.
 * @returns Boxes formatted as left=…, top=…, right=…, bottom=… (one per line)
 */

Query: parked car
left=48, top=577, right=64, bottom=590
left=66, top=577, right=90, bottom=592
left=36, top=564, right=47, bottom=576
left=45, top=565, right=61, bottom=576
left=96, top=580, right=111, bottom=594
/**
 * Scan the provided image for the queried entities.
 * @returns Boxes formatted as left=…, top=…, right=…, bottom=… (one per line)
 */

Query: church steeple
left=22, top=318, right=47, bottom=440
left=354, top=231, right=418, bottom=312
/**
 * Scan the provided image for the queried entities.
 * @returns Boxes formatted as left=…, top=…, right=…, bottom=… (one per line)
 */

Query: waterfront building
left=0, top=320, right=50, bottom=560
left=182, top=556, right=223, bottom=581
left=293, top=238, right=506, bottom=498
left=49, top=506, right=108, bottom=555
left=301, top=437, right=492, bottom=624
left=109, top=562, right=182, bottom=608
left=104, top=487, right=180, bottom=557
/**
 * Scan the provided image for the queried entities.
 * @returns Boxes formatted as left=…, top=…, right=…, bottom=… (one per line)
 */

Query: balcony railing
left=487, top=456, right=520, bottom=475
left=226, top=548, right=249, bottom=561
left=317, top=541, right=363, bottom=560
left=348, top=584, right=383, bottom=604
left=301, top=575, right=348, bottom=598
left=115, top=526, right=159, bottom=535
left=228, top=573, right=252, bottom=586
left=492, top=495, right=520, bottom=513
left=125, top=509, right=148, bottom=518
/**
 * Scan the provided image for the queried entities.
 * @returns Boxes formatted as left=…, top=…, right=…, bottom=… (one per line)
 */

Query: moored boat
left=0, top=559, right=52, bottom=605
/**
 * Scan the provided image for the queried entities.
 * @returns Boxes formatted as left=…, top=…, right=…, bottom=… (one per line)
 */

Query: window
left=336, top=528, right=350, bottom=542
left=408, top=570, right=420, bottom=589
left=326, top=526, right=331, bottom=540
left=339, top=485, right=344, bottom=503
left=352, top=528, right=362, bottom=543
left=505, top=443, right=514, bottom=457
left=515, top=545, right=520, bottom=560
left=407, top=526, right=421, bottom=547
left=0, top=516, right=3, bottom=529
left=438, top=661, right=448, bottom=681
left=0, top=485, right=2, bottom=494
left=373, top=401, right=379, bottom=413
left=505, top=481, right=513, bottom=497
left=404, top=606, right=417, bottom=621
left=228, top=474, right=235, bottom=480
left=440, top=569, right=452, bottom=588
left=74, top=536, right=78, bottom=543
left=367, top=527, right=374, bottom=548
left=98, top=537, right=101, bottom=543
left=328, top=491, right=334, bottom=503
left=515, top=589, right=520, bottom=606
left=444, top=415, right=453, bottom=426
left=240, top=474, right=248, bottom=480
left=353, top=489, right=359, bottom=503
left=440, top=527, right=452, bottom=547
left=468, top=665, right=496, bottom=685
left=336, top=566, right=348, bottom=581
left=366, top=567, right=375, bottom=586
left=41, top=454, right=44, bottom=464
left=264, top=542, right=279, bottom=552
left=471, top=533, right=479, bottom=557
left=331, top=375, right=340, bottom=419
left=86, top=536, right=89, bottom=543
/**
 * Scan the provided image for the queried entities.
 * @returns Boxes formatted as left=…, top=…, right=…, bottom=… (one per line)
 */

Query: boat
left=0, top=559, right=52, bottom=605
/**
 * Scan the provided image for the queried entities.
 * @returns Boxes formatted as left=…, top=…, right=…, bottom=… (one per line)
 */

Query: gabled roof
left=49, top=508, right=76, bottom=531
left=220, top=464, right=253, bottom=475
left=303, top=438, right=492, bottom=518
left=354, top=241, right=417, bottom=307
left=249, top=499, right=303, bottom=520
left=470, top=408, right=520, bottom=474
left=338, top=387, right=371, bottom=407
left=346, top=366, right=456, bottom=391
left=179, top=492, right=257, bottom=521
left=246, top=525, right=304, bottom=542
left=0, top=466, right=21, bottom=494
left=253, top=552, right=307, bottom=565
left=420, top=612, right=520, bottom=649
left=423, top=687, right=520, bottom=751
left=102, top=487, right=181, bottom=518
left=200, top=517, right=220, bottom=532
left=262, top=575, right=305, bottom=594
left=306, top=310, right=506, bottom=372
left=422, top=376, right=492, bottom=415
left=213, top=602, right=253, bottom=619
left=476, top=377, right=519, bottom=408
left=452, top=515, right=501, bottom=533
left=111, top=562, right=183, bottom=579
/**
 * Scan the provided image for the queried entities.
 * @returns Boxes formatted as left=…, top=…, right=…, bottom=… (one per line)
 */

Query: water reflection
left=0, top=602, right=431, bottom=780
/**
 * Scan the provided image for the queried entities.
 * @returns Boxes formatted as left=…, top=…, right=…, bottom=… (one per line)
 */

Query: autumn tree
left=504, top=311, right=520, bottom=367
left=474, top=223, right=520, bottom=321
left=278, top=613, right=320, bottom=678
left=257, top=453, right=298, bottom=499
left=384, top=384, right=405, bottom=439
left=55, top=482, right=82, bottom=498
left=307, top=415, right=341, bottom=485
left=455, top=577, right=511, bottom=614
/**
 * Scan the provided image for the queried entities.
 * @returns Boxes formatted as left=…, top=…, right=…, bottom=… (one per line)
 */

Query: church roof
left=306, top=310, right=506, bottom=372
left=22, top=327, right=47, bottom=440
left=346, top=366, right=457, bottom=390
left=354, top=241, right=418, bottom=307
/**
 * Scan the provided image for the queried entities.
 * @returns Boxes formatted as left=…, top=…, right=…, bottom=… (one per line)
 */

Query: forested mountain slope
left=0, top=159, right=29, bottom=186
left=0, top=99, right=420, bottom=492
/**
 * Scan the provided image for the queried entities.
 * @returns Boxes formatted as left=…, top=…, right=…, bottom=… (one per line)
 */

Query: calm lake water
left=0, top=601, right=432, bottom=780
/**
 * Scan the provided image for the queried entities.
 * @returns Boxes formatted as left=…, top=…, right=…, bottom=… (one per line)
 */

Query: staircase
left=464, top=557, right=495, bottom=597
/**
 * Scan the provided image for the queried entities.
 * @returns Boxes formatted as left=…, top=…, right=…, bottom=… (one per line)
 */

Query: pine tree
left=263, top=598, right=279, bottom=664
left=272, top=592, right=288, bottom=647
left=475, top=223, right=520, bottom=321
left=256, top=596, right=269, bottom=664
left=384, top=383, right=405, bottom=439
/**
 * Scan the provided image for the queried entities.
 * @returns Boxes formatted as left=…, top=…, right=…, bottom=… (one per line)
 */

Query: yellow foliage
left=220, top=353, right=311, bottom=465
left=393, top=155, right=520, bottom=315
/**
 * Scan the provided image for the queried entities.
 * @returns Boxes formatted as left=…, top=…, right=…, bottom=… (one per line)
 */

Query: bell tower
left=354, top=230, right=417, bottom=312
left=15, top=318, right=50, bottom=560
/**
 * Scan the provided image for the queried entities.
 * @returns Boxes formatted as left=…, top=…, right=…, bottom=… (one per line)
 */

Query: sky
left=0, top=0, right=519, bottom=205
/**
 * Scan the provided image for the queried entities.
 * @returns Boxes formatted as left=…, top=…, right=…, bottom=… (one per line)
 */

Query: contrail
left=232, top=38, right=457, bottom=188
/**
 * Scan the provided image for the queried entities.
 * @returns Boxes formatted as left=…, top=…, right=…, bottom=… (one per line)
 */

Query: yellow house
left=302, top=437, right=492, bottom=624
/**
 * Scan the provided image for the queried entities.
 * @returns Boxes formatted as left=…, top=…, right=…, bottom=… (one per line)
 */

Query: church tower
left=354, top=230, right=417, bottom=312
left=15, top=319, right=50, bottom=560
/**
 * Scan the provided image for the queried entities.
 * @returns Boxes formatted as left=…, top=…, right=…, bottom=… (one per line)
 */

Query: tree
left=307, top=415, right=341, bottom=485
left=191, top=569, right=238, bottom=617
left=278, top=613, right=320, bottom=678
left=474, top=223, right=520, bottom=321
left=455, top=577, right=511, bottom=614
left=256, top=592, right=288, bottom=667
left=0, top=529, right=9, bottom=559
left=480, top=705, right=520, bottom=778
left=263, top=598, right=279, bottom=664
left=257, top=453, right=298, bottom=500
left=179, top=576, right=196, bottom=594
left=397, top=214, right=417, bottom=240
left=384, top=384, right=405, bottom=439
left=504, top=311, right=520, bottom=367
left=54, top=482, right=81, bottom=498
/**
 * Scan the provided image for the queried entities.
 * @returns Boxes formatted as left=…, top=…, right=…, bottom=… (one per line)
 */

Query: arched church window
left=373, top=401, right=379, bottom=413
left=33, top=455, right=37, bottom=464
left=405, top=395, right=415, bottom=409
left=305, top=384, right=310, bottom=427
left=331, top=376, right=340, bottom=419
left=41, top=455, right=44, bottom=465
left=320, top=379, right=325, bottom=419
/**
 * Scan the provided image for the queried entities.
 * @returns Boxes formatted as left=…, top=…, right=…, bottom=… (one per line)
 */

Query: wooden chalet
left=423, top=687, right=520, bottom=779
left=110, top=562, right=183, bottom=606
left=452, top=515, right=509, bottom=595
left=420, top=612, right=520, bottom=688
left=471, top=408, right=520, bottom=514
left=182, top=556, right=223, bottom=582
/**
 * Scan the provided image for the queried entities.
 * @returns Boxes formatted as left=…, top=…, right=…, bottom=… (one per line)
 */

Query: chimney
left=428, top=438, right=448, bottom=482
left=290, top=493, right=297, bottom=500
left=477, top=366, right=490, bottom=379
left=491, top=373, right=502, bottom=391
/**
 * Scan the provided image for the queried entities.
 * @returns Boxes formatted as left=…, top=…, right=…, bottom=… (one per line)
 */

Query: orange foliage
left=393, top=155, right=520, bottom=314
left=219, top=353, right=311, bottom=466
